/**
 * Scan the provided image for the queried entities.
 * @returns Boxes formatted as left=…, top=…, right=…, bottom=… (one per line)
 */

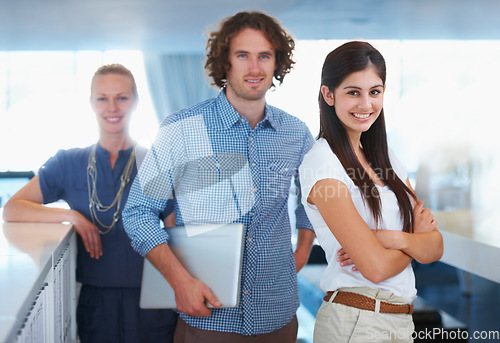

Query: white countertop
left=436, top=210, right=500, bottom=283
left=0, top=215, right=72, bottom=342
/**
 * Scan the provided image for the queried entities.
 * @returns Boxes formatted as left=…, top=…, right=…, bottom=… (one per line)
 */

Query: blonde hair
left=91, top=64, right=138, bottom=99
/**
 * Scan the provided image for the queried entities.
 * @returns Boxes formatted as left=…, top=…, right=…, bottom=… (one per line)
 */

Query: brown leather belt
left=324, top=291, right=414, bottom=314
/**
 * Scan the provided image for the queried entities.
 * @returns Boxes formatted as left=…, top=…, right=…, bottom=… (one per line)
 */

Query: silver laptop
left=139, top=223, right=245, bottom=309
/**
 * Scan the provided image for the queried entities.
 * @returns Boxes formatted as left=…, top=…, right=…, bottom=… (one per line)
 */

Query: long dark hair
left=318, top=41, right=416, bottom=232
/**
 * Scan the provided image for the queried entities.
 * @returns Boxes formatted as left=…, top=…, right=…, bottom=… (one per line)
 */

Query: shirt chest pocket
left=269, top=160, right=297, bottom=176
left=266, top=160, right=297, bottom=198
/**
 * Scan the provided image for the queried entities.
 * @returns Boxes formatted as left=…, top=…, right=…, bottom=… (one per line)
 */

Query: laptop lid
left=139, top=223, right=245, bottom=309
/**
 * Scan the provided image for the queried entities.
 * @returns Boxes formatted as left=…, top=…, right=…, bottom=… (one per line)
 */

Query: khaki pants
left=313, top=287, right=414, bottom=343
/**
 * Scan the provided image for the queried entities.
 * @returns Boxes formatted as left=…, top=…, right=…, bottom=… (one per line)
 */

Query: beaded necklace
left=87, top=144, right=136, bottom=235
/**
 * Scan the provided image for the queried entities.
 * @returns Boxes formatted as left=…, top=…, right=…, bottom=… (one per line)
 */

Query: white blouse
left=299, top=138, right=417, bottom=301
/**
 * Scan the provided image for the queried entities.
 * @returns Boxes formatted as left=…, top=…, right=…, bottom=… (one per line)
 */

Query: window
left=0, top=50, right=158, bottom=173
left=268, top=39, right=500, bottom=211
left=2, top=41, right=500, bottom=212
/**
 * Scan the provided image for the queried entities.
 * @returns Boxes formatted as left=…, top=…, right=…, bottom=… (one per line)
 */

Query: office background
left=1, top=1, right=500, bottom=342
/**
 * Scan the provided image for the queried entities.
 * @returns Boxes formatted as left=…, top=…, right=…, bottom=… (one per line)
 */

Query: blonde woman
left=4, top=64, right=177, bottom=342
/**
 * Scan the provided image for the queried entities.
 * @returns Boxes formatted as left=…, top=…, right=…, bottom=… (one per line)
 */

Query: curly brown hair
left=205, top=11, right=295, bottom=89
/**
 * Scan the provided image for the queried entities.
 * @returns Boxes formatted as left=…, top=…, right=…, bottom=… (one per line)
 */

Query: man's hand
left=294, top=249, right=309, bottom=273
left=147, top=243, right=222, bottom=317
left=294, top=228, right=316, bottom=272
left=68, top=210, right=102, bottom=259
left=173, top=275, right=221, bottom=317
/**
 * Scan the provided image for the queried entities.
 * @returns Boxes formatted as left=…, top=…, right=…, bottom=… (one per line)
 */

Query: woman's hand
left=337, top=229, right=402, bottom=269
left=372, top=229, right=405, bottom=250
left=337, top=248, right=357, bottom=271
left=413, top=201, right=437, bottom=233
left=68, top=210, right=103, bottom=259
left=370, top=201, right=437, bottom=251
left=371, top=201, right=442, bottom=263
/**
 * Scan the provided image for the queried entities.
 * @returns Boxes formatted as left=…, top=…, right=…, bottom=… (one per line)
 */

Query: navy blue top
left=38, top=143, right=173, bottom=288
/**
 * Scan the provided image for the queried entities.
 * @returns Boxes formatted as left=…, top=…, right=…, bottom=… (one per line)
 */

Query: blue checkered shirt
left=123, top=90, right=314, bottom=335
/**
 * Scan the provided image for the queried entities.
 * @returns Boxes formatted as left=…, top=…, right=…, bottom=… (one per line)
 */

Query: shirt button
left=244, top=290, right=249, bottom=295
left=253, top=187, right=257, bottom=192
left=215, top=163, right=221, bottom=168
left=248, top=237, right=252, bottom=243
left=240, top=118, right=245, bottom=122
left=249, top=212, right=254, bottom=216
left=251, top=163, right=256, bottom=167
left=249, top=137, right=253, bottom=142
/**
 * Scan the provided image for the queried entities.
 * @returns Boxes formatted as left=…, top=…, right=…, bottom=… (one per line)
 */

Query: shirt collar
left=262, top=103, right=280, bottom=131
left=95, top=142, right=134, bottom=159
left=215, top=90, right=280, bottom=131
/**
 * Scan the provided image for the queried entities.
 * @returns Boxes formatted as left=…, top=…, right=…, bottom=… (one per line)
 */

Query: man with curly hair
left=123, top=11, right=315, bottom=343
